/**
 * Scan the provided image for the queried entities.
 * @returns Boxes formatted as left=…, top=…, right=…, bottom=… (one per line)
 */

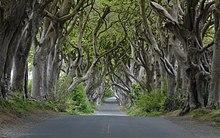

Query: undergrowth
left=126, top=84, right=183, bottom=117
left=0, top=97, right=56, bottom=117
left=127, top=90, right=167, bottom=116
left=55, top=76, right=95, bottom=114
left=64, top=83, right=95, bottom=114
left=0, top=77, right=95, bottom=117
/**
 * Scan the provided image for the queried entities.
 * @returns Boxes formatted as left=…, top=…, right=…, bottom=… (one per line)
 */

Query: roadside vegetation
left=126, top=84, right=184, bottom=116
left=0, top=78, right=95, bottom=118
left=189, top=108, right=220, bottom=127
left=126, top=87, right=220, bottom=127
left=127, top=90, right=167, bottom=116
left=0, top=97, right=56, bottom=117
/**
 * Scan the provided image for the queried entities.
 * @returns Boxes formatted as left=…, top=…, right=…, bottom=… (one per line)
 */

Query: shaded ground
left=1, top=97, right=220, bottom=138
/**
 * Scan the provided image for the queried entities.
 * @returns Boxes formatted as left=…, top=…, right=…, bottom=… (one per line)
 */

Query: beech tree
left=208, top=0, right=220, bottom=106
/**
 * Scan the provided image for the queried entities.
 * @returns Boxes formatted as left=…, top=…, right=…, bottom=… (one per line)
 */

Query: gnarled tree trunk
left=11, top=23, right=32, bottom=93
left=208, top=0, right=220, bottom=106
left=0, top=0, right=27, bottom=98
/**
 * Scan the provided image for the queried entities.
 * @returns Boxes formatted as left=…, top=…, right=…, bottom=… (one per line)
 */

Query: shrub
left=66, top=84, right=94, bottom=114
left=56, top=76, right=95, bottom=114
left=130, top=84, right=142, bottom=100
left=127, top=90, right=167, bottom=116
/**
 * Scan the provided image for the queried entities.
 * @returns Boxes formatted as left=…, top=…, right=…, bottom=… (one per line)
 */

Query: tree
left=150, top=0, right=214, bottom=114
left=208, top=0, right=220, bottom=106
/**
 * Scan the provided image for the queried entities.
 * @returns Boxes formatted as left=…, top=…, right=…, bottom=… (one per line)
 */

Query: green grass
left=189, top=108, right=220, bottom=127
left=0, top=97, right=57, bottom=117
left=0, top=83, right=95, bottom=117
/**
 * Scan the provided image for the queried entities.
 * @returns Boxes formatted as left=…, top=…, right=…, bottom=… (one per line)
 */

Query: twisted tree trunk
left=0, top=0, right=27, bottom=98
left=208, top=0, right=220, bottom=106
left=12, top=23, right=32, bottom=92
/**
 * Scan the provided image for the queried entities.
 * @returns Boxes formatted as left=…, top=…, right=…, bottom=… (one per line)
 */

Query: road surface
left=17, top=97, right=209, bottom=138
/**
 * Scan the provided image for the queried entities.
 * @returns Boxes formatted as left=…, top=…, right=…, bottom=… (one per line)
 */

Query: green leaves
left=67, top=84, right=95, bottom=114
left=127, top=90, right=167, bottom=117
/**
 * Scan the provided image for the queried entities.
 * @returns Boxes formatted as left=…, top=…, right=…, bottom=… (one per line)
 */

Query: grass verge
left=189, top=108, right=220, bottom=127
left=0, top=84, right=95, bottom=119
left=0, top=97, right=57, bottom=117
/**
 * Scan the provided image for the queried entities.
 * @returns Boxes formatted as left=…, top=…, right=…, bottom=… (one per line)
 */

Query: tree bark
left=208, top=0, right=220, bottom=106
left=47, top=41, right=60, bottom=100
left=11, top=24, right=32, bottom=92
left=0, top=0, right=27, bottom=98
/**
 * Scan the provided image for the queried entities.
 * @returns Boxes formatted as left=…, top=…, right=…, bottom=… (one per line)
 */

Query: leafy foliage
left=55, top=77, right=95, bottom=114
left=127, top=90, right=167, bottom=116
left=66, top=84, right=95, bottom=114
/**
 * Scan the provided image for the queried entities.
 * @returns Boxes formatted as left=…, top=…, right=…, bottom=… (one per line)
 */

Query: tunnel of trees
left=0, top=0, right=219, bottom=115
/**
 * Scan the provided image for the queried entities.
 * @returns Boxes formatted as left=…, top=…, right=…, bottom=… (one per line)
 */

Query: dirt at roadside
left=164, top=115, right=220, bottom=138
left=0, top=111, right=64, bottom=138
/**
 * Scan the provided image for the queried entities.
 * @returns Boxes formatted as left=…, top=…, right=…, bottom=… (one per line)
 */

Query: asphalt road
left=18, top=97, right=195, bottom=138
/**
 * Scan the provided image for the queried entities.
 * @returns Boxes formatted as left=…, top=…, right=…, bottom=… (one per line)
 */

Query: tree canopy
left=0, top=0, right=219, bottom=115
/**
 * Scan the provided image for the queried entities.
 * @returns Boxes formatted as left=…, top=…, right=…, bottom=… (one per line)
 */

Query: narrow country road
left=16, top=97, right=217, bottom=138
